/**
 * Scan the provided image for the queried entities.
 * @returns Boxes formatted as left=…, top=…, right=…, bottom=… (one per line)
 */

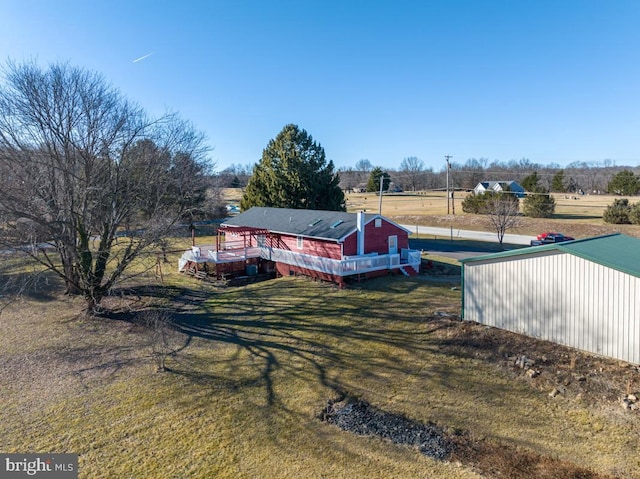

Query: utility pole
left=445, top=155, right=452, bottom=214
left=451, top=170, right=455, bottom=215
left=378, top=174, right=384, bottom=215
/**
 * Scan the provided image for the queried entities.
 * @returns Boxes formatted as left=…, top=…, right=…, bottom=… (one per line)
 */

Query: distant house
left=460, top=234, right=640, bottom=364
left=473, top=181, right=525, bottom=198
left=178, top=207, right=421, bottom=287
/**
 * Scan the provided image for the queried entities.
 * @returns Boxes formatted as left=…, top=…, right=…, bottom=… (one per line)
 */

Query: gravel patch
left=319, top=394, right=452, bottom=461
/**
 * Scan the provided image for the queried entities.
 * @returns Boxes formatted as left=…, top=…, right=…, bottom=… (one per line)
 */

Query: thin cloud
left=132, top=52, right=154, bottom=63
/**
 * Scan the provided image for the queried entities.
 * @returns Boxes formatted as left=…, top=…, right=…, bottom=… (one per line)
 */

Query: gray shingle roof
left=221, top=207, right=383, bottom=241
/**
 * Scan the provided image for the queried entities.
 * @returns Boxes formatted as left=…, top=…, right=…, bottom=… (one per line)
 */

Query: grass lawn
left=2, top=259, right=638, bottom=477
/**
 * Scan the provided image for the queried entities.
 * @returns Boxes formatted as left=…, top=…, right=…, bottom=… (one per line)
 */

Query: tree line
left=218, top=156, right=640, bottom=197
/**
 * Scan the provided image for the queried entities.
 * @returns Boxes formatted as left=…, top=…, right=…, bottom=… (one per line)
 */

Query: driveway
left=404, top=225, right=532, bottom=260
left=401, top=225, right=534, bottom=245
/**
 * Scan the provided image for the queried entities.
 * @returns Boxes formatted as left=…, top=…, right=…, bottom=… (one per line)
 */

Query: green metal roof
left=460, top=233, right=640, bottom=279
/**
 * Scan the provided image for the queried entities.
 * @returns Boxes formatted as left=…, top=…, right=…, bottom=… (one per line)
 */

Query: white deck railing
left=179, top=244, right=421, bottom=276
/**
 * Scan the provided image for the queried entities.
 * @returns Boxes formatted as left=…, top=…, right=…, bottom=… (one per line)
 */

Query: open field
left=346, top=190, right=619, bottom=219
left=2, top=254, right=639, bottom=477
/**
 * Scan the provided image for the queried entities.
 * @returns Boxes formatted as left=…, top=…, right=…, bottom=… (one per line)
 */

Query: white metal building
left=460, top=234, right=640, bottom=364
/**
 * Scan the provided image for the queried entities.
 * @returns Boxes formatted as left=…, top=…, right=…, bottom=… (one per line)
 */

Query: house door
left=388, top=235, right=398, bottom=255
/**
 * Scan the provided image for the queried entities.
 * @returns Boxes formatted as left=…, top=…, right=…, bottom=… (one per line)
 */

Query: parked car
left=530, top=233, right=575, bottom=246
left=536, top=231, right=558, bottom=240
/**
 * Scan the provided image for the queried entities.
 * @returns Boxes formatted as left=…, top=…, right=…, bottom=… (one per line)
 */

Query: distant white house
left=473, top=180, right=525, bottom=198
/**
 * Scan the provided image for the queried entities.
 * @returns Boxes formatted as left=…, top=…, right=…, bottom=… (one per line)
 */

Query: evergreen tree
left=230, top=175, right=242, bottom=188
left=551, top=170, right=566, bottom=192
left=521, top=171, right=541, bottom=192
left=523, top=189, right=556, bottom=218
left=461, top=192, right=487, bottom=214
left=366, top=167, right=391, bottom=192
left=240, top=124, right=345, bottom=211
left=607, top=170, right=640, bottom=195
left=603, top=198, right=632, bottom=224
left=629, top=202, right=640, bottom=225
left=462, top=191, right=518, bottom=215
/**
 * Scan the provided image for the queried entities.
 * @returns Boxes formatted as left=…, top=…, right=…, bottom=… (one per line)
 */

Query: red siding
left=364, top=220, right=408, bottom=253
left=343, top=219, right=409, bottom=256
left=267, top=233, right=342, bottom=260
left=343, top=233, right=357, bottom=256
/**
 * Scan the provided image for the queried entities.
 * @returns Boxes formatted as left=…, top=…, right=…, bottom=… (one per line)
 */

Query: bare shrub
left=140, top=309, right=182, bottom=372
left=485, top=195, right=521, bottom=244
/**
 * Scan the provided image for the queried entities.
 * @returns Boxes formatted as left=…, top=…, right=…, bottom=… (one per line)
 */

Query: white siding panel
left=464, top=251, right=640, bottom=364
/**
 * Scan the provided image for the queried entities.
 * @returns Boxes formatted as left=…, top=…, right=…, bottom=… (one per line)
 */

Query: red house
left=178, top=207, right=421, bottom=286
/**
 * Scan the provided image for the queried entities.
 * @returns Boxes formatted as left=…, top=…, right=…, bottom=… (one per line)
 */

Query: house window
left=375, top=218, right=382, bottom=228
left=297, top=236, right=303, bottom=249
left=257, top=234, right=266, bottom=247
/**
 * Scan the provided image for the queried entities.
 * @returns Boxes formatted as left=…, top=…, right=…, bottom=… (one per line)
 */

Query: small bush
left=603, top=198, right=631, bottom=224
left=523, top=191, right=556, bottom=218
left=462, top=191, right=517, bottom=214
left=629, top=202, right=640, bottom=225
left=462, top=193, right=486, bottom=214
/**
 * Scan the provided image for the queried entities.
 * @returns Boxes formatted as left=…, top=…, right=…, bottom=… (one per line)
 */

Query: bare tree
left=458, top=158, right=488, bottom=190
left=485, top=195, right=521, bottom=244
left=216, top=163, right=252, bottom=188
left=0, top=61, right=212, bottom=314
left=355, top=158, right=372, bottom=173
left=399, top=156, right=425, bottom=191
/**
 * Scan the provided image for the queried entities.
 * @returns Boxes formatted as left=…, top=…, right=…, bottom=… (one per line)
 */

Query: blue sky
left=2, top=1, right=640, bottom=172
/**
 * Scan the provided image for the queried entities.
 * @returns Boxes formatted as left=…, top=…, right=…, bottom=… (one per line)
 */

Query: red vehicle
left=531, top=232, right=575, bottom=246
left=536, top=231, right=560, bottom=240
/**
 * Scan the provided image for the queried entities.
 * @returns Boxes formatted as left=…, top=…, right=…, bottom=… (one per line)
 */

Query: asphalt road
left=403, top=225, right=534, bottom=260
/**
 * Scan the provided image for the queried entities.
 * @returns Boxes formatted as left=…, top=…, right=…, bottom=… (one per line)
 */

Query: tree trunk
left=63, top=261, right=82, bottom=295
left=84, top=291, right=103, bottom=316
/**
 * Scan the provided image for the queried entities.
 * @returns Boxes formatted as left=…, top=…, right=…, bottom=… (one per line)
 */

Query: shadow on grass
left=158, top=277, right=459, bottom=410
left=27, top=278, right=618, bottom=477
left=551, top=213, right=602, bottom=220
left=0, top=269, right=63, bottom=302
left=421, top=259, right=462, bottom=277
left=410, top=238, right=528, bottom=254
